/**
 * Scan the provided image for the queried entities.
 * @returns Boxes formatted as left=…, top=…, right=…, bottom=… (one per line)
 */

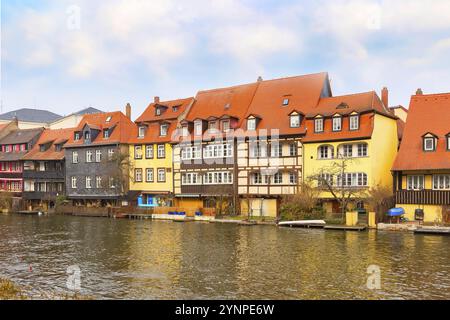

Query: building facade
left=302, top=90, right=399, bottom=214
left=63, top=110, right=135, bottom=207
left=129, top=97, right=194, bottom=207
left=22, top=128, right=73, bottom=210
left=0, top=128, right=43, bottom=196
left=392, top=91, right=450, bottom=223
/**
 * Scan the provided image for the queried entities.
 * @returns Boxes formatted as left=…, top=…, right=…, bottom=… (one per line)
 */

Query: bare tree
left=308, top=156, right=366, bottom=221
left=280, top=182, right=321, bottom=221
left=366, top=185, right=395, bottom=223
left=102, top=148, right=133, bottom=205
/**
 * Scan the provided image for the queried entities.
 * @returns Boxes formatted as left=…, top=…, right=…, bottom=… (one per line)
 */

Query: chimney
left=154, top=96, right=160, bottom=103
left=125, top=103, right=131, bottom=119
left=416, top=88, right=423, bottom=95
left=12, top=116, right=18, bottom=127
left=381, top=87, right=389, bottom=107
left=257, top=76, right=263, bottom=82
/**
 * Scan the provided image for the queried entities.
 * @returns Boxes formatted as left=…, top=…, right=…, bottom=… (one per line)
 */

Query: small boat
left=387, top=208, right=405, bottom=217
left=278, top=220, right=326, bottom=228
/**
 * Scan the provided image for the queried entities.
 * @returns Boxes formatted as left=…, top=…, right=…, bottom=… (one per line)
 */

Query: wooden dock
left=414, top=227, right=450, bottom=235
left=279, top=223, right=325, bottom=229
left=324, top=225, right=367, bottom=231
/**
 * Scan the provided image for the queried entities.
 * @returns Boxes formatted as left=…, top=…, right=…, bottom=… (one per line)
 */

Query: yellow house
left=392, top=91, right=450, bottom=223
left=302, top=91, right=399, bottom=213
left=128, top=97, right=194, bottom=207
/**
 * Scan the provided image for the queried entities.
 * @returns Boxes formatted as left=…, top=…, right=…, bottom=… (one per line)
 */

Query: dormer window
left=39, top=145, right=46, bottom=152
left=315, top=118, right=324, bottom=133
left=138, top=126, right=145, bottom=138
left=222, top=120, right=230, bottom=132
left=55, top=144, right=62, bottom=152
left=103, top=129, right=109, bottom=139
left=290, top=114, right=301, bottom=128
left=106, top=116, right=112, bottom=122
left=181, top=126, right=189, bottom=136
left=160, top=124, right=169, bottom=137
left=247, top=118, right=256, bottom=131
left=447, top=133, right=450, bottom=151
left=156, top=108, right=162, bottom=116
left=74, top=132, right=80, bottom=141
left=282, top=98, right=290, bottom=106
left=173, top=106, right=179, bottom=112
left=194, top=121, right=203, bottom=136
left=332, top=115, right=342, bottom=132
left=84, top=131, right=91, bottom=141
left=424, top=137, right=436, bottom=151
left=349, top=114, right=359, bottom=130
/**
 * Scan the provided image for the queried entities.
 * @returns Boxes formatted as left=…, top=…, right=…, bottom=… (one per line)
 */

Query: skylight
left=106, top=116, right=112, bottom=122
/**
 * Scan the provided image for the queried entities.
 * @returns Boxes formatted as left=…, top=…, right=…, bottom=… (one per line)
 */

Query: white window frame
left=203, top=144, right=233, bottom=159
left=96, top=176, right=102, bottom=188
left=194, top=121, right=202, bottom=136
left=86, top=150, right=93, bottom=163
left=86, top=176, right=92, bottom=189
left=160, top=124, right=169, bottom=137
left=349, top=115, right=359, bottom=130
left=146, top=168, right=154, bottom=182
left=289, top=143, right=297, bottom=157
left=270, top=143, right=282, bottom=158
left=135, top=168, right=143, bottom=182
left=181, top=173, right=202, bottom=185
left=95, top=150, right=102, bottom=162
left=157, top=169, right=166, bottom=182
left=181, top=146, right=202, bottom=160
left=337, top=173, right=368, bottom=188
left=273, top=172, right=283, bottom=184
left=108, top=149, right=115, bottom=160
left=289, top=172, right=296, bottom=185
left=71, top=177, right=77, bottom=189
left=357, top=143, right=368, bottom=157
left=247, top=118, right=256, bottom=131
left=138, top=126, right=146, bottom=138
left=332, top=116, right=342, bottom=132
left=222, top=120, right=230, bottom=132
left=318, top=145, right=333, bottom=159
left=135, top=146, right=143, bottom=159
left=433, top=175, right=450, bottom=190
left=407, top=175, right=424, bottom=191
left=290, top=114, right=300, bottom=128
left=204, top=171, right=233, bottom=185
left=424, top=137, right=435, bottom=151
left=72, top=151, right=79, bottom=164
left=157, top=145, right=166, bottom=158
left=315, top=118, right=324, bottom=133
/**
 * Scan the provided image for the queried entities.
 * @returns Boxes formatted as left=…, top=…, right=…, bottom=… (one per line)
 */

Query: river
left=0, top=214, right=448, bottom=300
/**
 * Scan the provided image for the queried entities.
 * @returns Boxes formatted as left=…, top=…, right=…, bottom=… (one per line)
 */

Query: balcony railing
left=396, top=190, right=450, bottom=205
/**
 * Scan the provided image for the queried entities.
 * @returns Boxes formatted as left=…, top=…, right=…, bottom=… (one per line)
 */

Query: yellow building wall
left=129, top=143, right=173, bottom=194
left=397, top=204, right=443, bottom=223
left=302, top=114, right=398, bottom=201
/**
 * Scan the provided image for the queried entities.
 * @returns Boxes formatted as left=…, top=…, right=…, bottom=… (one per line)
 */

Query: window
left=290, top=114, right=300, bottom=128
left=182, top=173, right=201, bottom=185
left=249, top=142, right=267, bottom=158
left=84, top=131, right=91, bottom=141
left=96, top=176, right=102, bottom=188
left=74, top=132, right=80, bottom=141
left=247, top=118, right=256, bottom=131
left=222, top=120, right=230, bottom=132
left=407, top=175, right=424, bottom=190
left=289, top=143, right=297, bottom=157
left=86, top=150, right=93, bottom=163
left=203, top=144, right=233, bottom=159
left=337, top=173, right=368, bottom=187
left=86, top=176, right=92, bottom=189
left=106, top=116, right=112, bottom=122
left=315, top=118, right=324, bottom=133
left=135, top=146, right=143, bottom=159
left=181, top=146, right=202, bottom=160
left=173, top=106, right=179, bottom=112
left=71, top=177, right=77, bottom=189
left=340, top=144, right=353, bottom=158
left=350, top=115, right=359, bottom=130
left=40, top=145, right=46, bottom=152
left=135, top=169, right=143, bottom=182
left=357, top=143, right=368, bottom=157
left=273, top=172, right=283, bottom=184
left=55, top=144, right=62, bottom=152
left=160, top=124, right=168, bottom=136
left=157, top=169, right=166, bottom=182
left=447, top=134, right=450, bottom=151
left=271, top=143, right=282, bottom=157
left=103, top=130, right=109, bottom=139
left=204, top=172, right=233, bottom=184
left=108, top=149, right=115, bottom=160
left=156, top=108, right=161, bottom=116
left=208, top=121, right=217, bottom=131
left=72, top=151, right=79, bottom=164
left=146, top=169, right=154, bottom=182
left=332, top=116, right=342, bottom=131
left=95, top=150, right=102, bottom=162
left=181, top=126, right=189, bottom=136
left=282, top=98, right=290, bottom=106
left=138, top=126, right=146, bottom=138
left=424, top=137, right=435, bottom=151
left=145, top=145, right=153, bottom=159
left=318, top=173, right=333, bottom=187
left=318, top=145, right=333, bottom=159
left=109, top=177, right=115, bottom=189
left=251, top=172, right=263, bottom=185
left=194, top=121, right=203, bottom=136
left=433, top=175, right=450, bottom=190
left=157, top=145, right=165, bottom=158
left=289, top=172, right=296, bottom=184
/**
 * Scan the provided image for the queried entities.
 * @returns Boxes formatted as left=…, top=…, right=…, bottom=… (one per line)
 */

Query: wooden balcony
left=396, top=190, right=450, bottom=205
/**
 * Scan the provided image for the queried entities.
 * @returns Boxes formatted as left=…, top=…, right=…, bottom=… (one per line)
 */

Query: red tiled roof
left=64, top=111, right=136, bottom=147
left=243, top=72, right=329, bottom=136
left=136, top=97, right=194, bottom=123
left=392, top=93, right=450, bottom=171
left=302, top=91, right=396, bottom=143
left=22, top=128, right=74, bottom=161
left=128, top=121, right=178, bottom=144
left=0, top=123, right=8, bottom=132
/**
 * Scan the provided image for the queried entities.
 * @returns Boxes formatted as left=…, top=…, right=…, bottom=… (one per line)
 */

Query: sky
left=1, top=0, right=450, bottom=119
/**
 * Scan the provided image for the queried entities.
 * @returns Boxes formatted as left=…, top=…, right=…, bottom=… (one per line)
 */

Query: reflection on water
left=0, top=215, right=449, bottom=299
